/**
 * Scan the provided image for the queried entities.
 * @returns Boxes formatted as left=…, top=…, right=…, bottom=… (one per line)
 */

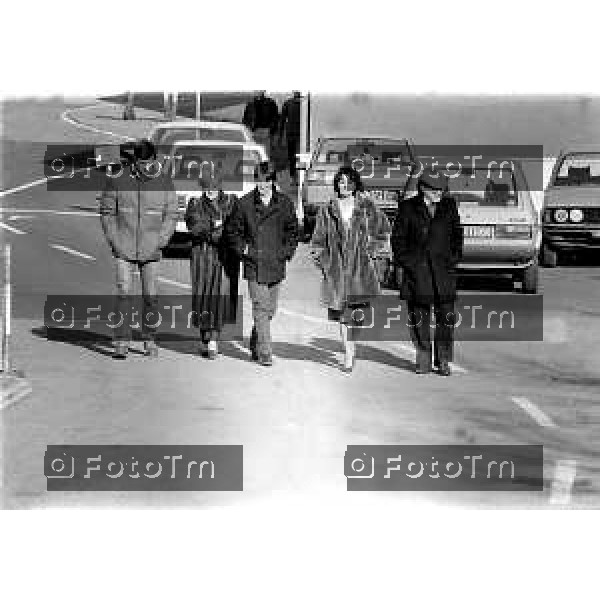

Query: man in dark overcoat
left=391, top=169, right=463, bottom=375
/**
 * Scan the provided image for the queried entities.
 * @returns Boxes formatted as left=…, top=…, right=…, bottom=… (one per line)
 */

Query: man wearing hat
left=99, top=139, right=179, bottom=360
left=223, top=161, right=298, bottom=366
left=391, top=167, right=463, bottom=375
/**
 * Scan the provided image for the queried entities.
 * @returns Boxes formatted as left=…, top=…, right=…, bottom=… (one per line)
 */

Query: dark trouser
left=248, top=280, right=280, bottom=357
left=406, top=299, right=456, bottom=368
left=287, top=134, right=300, bottom=179
left=114, top=257, right=159, bottom=342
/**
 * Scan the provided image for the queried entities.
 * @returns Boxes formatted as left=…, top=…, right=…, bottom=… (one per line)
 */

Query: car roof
left=170, top=139, right=267, bottom=156
left=557, top=145, right=600, bottom=156
left=152, top=120, right=247, bottom=130
left=319, top=134, right=410, bottom=143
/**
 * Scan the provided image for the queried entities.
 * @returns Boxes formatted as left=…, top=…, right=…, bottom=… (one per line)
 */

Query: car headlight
left=554, top=209, right=568, bottom=223
left=569, top=208, right=584, bottom=223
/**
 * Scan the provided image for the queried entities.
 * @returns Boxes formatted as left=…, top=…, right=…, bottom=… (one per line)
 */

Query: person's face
left=423, top=187, right=443, bottom=203
left=337, top=174, right=356, bottom=198
left=256, top=177, right=272, bottom=198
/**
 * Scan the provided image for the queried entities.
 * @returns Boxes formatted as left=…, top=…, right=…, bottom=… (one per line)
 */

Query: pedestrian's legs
left=113, top=258, right=134, bottom=356
left=287, top=135, right=300, bottom=182
left=248, top=280, right=279, bottom=361
left=139, top=260, right=160, bottom=355
left=407, top=301, right=432, bottom=371
left=433, top=300, right=455, bottom=371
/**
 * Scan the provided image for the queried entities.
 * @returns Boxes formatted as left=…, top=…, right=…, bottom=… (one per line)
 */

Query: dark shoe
left=258, top=353, right=273, bottom=366
left=415, top=364, right=432, bottom=375
left=144, top=341, right=158, bottom=357
left=436, top=362, right=451, bottom=376
left=113, top=343, right=128, bottom=360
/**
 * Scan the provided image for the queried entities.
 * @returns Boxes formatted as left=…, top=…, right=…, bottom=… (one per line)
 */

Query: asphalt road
left=1, top=99, right=599, bottom=509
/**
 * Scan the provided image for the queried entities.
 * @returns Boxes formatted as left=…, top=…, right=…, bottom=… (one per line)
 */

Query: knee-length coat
left=310, top=194, right=391, bottom=310
left=185, top=192, right=239, bottom=331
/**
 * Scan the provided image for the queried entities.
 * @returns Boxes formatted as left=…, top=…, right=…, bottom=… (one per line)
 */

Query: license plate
left=464, top=225, right=494, bottom=238
left=175, top=221, right=188, bottom=232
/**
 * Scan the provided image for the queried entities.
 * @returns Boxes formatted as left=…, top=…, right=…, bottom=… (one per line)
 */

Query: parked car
left=541, top=147, right=600, bottom=267
left=166, top=139, right=268, bottom=251
left=148, top=120, right=258, bottom=148
left=440, top=160, right=541, bottom=293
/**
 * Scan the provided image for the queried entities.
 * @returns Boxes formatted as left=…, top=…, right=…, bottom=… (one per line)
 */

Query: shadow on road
left=310, top=337, right=415, bottom=372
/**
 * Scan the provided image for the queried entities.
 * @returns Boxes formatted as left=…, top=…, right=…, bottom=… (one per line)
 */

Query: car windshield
left=316, top=138, right=411, bottom=166
left=553, top=153, right=600, bottom=186
left=445, top=167, right=520, bottom=207
left=154, top=127, right=246, bottom=147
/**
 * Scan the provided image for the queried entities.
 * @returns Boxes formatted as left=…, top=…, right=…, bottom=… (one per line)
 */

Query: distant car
left=148, top=120, right=258, bottom=148
left=438, top=160, right=541, bottom=293
left=301, top=135, right=415, bottom=284
left=166, top=139, right=269, bottom=251
left=541, top=147, right=600, bottom=267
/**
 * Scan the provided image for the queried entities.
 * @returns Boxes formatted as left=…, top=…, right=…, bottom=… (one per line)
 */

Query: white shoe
left=207, top=340, right=218, bottom=359
left=343, top=341, right=355, bottom=372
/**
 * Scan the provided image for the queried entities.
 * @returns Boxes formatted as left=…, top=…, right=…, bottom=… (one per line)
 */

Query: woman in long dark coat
left=310, top=166, right=391, bottom=372
left=185, top=180, right=239, bottom=359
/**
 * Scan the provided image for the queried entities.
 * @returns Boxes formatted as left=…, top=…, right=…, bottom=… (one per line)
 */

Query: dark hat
left=254, top=160, right=277, bottom=182
left=418, top=168, right=447, bottom=191
left=134, top=139, right=157, bottom=161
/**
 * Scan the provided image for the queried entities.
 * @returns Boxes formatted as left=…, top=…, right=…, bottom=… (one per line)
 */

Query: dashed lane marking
left=4, top=209, right=99, bottom=217
left=549, top=459, right=577, bottom=506
left=49, top=244, right=96, bottom=261
left=0, top=222, right=27, bottom=235
left=0, top=378, right=32, bottom=410
left=0, top=178, right=50, bottom=198
left=157, top=276, right=192, bottom=290
left=511, top=396, right=557, bottom=428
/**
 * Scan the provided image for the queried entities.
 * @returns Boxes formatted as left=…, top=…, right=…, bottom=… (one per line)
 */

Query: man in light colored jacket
left=99, top=140, right=179, bottom=359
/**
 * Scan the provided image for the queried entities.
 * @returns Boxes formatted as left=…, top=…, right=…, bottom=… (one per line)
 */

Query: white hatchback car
left=148, top=120, right=258, bottom=148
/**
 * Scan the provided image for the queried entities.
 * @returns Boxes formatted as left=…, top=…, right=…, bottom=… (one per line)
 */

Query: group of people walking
left=99, top=138, right=463, bottom=376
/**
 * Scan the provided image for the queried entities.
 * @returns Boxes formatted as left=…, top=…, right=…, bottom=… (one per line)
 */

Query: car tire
left=521, top=263, right=539, bottom=294
left=541, top=244, right=558, bottom=268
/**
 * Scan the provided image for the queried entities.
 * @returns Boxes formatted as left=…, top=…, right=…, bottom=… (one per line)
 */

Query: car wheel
left=541, top=244, right=558, bottom=268
left=521, top=263, right=539, bottom=294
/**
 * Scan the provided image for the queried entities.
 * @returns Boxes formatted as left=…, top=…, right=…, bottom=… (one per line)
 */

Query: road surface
left=1, top=98, right=599, bottom=509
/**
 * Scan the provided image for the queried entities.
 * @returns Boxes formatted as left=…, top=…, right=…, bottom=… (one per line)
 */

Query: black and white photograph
left=1, top=2, right=597, bottom=598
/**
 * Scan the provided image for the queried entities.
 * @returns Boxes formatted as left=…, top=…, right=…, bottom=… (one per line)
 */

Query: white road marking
left=511, top=396, right=557, bottom=428
left=1, top=209, right=98, bottom=217
left=549, top=459, right=577, bottom=505
left=0, top=379, right=32, bottom=410
left=0, top=178, right=49, bottom=198
left=157, top=276, right=192, bottom=290
left=49, top=244, right=96, bottom=261
left=60, top=106, right=136, bottom=141
left=8, top=215, right=34, bottom=221
left=0, top=222, right=27, bottom=235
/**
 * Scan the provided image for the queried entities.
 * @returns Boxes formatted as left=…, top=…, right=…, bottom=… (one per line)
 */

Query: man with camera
left=99, top=140, right=179, bottom=360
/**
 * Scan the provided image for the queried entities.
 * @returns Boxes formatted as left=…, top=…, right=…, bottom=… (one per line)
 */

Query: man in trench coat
left=391, top=169, right=463, bottom=375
